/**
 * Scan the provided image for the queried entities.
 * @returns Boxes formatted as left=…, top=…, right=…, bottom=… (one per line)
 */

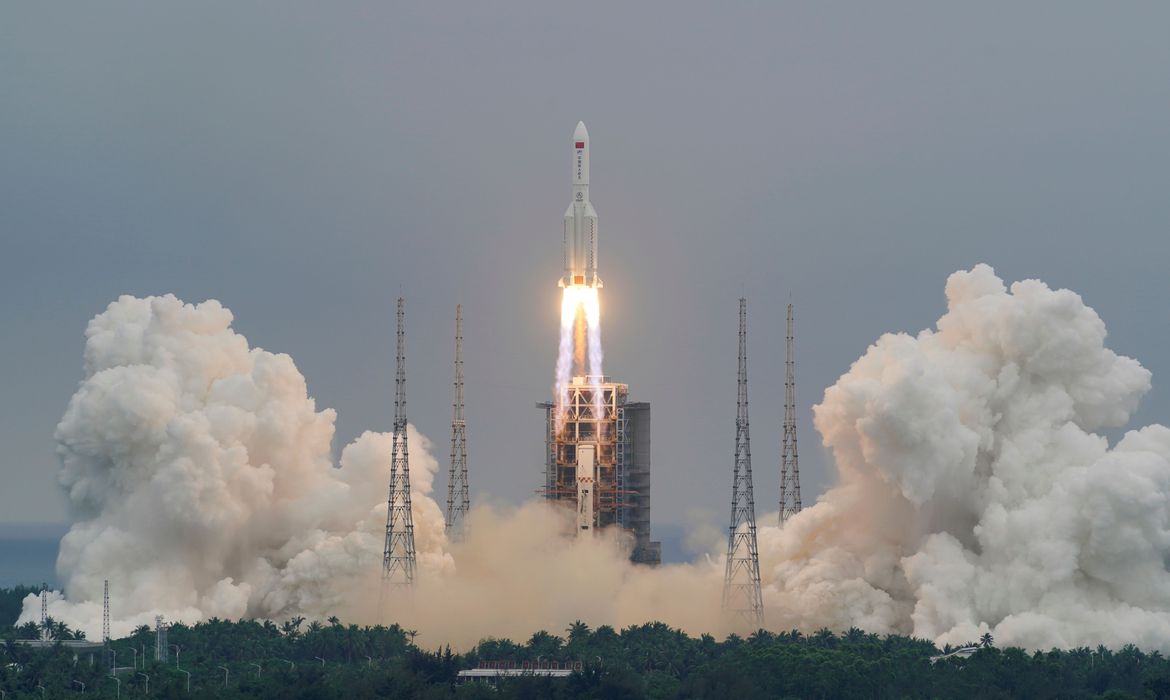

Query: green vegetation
left=3, top=588, right=1170, bottom=698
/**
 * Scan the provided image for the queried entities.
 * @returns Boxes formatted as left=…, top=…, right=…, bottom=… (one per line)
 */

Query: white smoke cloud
left=22, top=293, right=721, bottom=646
left=25, top=265, right=1170, bottom=652
left=761, top=264, right=1170, bottom=650
left=19, top=294, right=449, bottom=637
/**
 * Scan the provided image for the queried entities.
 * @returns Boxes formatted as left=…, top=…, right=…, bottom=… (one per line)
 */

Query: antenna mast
left=102, top=580, right=110, bottom=646
left=155, top=616, right=168, bottom=662
left=722, top=298, right=764, bottom=627
left=780, top=303, right=802, bottom=524
left=40, top=585, right=48, bottom=641
left=446, top=304, right=470, bottom=536
left=383, top=297, right=417, bottom=586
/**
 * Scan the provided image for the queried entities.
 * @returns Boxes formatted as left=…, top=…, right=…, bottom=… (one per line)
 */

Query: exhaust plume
left=553, top=286, right=605, bottom=431
left=763, top=264, right=1170, bottom=650
left=23, top=264, right=1170, bottom=652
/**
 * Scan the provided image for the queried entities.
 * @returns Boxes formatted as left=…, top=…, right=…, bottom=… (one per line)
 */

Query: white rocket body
left=576, top=444, right=596, bottom=533
left=561, top=121, right=601, bottom=289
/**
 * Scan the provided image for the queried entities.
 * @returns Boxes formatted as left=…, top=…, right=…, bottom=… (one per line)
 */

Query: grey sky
left=1, top=3, right=1168, bottom=540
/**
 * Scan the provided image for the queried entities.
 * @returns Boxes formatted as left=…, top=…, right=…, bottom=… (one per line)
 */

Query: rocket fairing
left=560, top=121, right=601, bottom=289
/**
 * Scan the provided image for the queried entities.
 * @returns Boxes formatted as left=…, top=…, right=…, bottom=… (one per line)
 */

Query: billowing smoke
left=20, top=292, right=719, bottom=646
left=762, top=264, right=1170, bottom=650
left=23, top=265, right=1170, bottom=652
left=18, top=295, right=451, bottom=638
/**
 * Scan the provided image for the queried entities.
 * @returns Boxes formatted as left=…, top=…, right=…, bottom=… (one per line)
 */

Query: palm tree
left=565, top=621, right=590, bottom=650
left=281, top=616, right=305, bottom=639
left=980, top=632, right=994, bottom=648
left=525, top=630, right=562, bottom=660
left=812, top=628, right=837, bottom=648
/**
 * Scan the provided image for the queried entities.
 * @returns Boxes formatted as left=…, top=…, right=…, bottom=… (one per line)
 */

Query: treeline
left=2, top=588, right=1169, bottom=698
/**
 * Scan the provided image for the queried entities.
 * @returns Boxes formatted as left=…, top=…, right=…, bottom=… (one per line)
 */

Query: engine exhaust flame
left=553, top=286, right=604, bottom=434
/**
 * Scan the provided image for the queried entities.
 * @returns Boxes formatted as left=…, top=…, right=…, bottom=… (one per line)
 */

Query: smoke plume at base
left=23, top=265, right=1170, bottom=652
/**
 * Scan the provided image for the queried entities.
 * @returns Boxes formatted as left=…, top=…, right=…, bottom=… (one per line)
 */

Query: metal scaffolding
left=383, top=297, right=417, bottom=587
left=539, top=376, right=659, bottom=565
left=780, top=303, right=802, bottom=524
left=446, top=304, right=470, bottom=537
left=722, top=298, right=764, bottom=627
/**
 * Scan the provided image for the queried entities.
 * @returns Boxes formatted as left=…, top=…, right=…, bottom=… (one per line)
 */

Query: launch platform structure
left=446, top=304, right=470, bottom=537
left=722, top=298, right=764, bottom=627
left=383, top=297, right=417, bottom=587
left=779, top=303, right=802, bottom=525
left=539, top=377, right=659, bottom=565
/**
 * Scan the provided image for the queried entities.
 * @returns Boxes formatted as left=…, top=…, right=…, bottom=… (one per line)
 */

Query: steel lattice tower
left=155, top=616, right=168, bottom=662
left=780, top=303, right=802, bottom=524
left=102, top=580, right=110, bottom=646
left=446, top=304, right=470, bottom=536
left=383, top=297, right=417, bottom=586
left=722, top=298, right=764, bottom=627
left=40, top=585, right=48, bottom=641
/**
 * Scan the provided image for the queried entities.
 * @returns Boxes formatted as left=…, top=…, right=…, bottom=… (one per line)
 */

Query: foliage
left=3, top=588, right=1170, bottom=698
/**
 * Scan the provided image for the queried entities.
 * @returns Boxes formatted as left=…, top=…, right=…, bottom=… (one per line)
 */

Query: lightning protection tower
left=722, top=298, right=764, bottom=627
left=446, top=304, right=470, bottom=536
left=780, top=303, right=802, bottom=524
left=155, top=615, right=168, bottom=662
left=102, top=580, right=110, bottom=647
left=383, top=297, right=417, bottom=587
left=40, top=585, right=48, bottom=641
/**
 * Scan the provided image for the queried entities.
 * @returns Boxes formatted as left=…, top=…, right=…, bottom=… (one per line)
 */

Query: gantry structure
left=779, top=303, right=802, bottom=524
left=383, top=297, right=417, bottom=587
left=539, top=376, right=659, bottom=565
left=446, top=304, right=470, bottom=536
left=722, top=298, right=764, bottom=627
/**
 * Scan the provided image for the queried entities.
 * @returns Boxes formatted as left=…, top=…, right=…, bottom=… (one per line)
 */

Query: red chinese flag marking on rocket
left=575, top=141, right=585, bottom=149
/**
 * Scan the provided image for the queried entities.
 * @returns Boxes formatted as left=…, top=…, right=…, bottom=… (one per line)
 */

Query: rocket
left=560, top=121, right=601, bottom=289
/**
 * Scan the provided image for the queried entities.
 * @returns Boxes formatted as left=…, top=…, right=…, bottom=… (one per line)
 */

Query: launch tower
left=539, top=377, right=659, bottom=564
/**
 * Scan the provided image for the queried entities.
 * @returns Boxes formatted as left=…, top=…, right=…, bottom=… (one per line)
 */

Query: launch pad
left=539, top=376, right=660, bottom=565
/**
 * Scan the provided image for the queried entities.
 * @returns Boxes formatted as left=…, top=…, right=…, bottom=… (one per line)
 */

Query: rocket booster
left=560, top=121, right=601, bottom=289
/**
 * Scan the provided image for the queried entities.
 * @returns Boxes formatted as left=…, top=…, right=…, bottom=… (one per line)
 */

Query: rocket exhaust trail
left=584, top=291, right=604, bottom=421
left=554, top=292, right=576, bottom=433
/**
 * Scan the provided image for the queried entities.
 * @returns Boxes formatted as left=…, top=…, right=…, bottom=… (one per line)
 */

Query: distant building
left=930, top=646, right=981, bottom=663
left=458, top=660, right=582, bottom=681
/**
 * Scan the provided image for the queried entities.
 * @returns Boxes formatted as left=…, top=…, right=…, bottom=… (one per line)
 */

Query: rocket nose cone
left=573, top=121, right=588, bottom=141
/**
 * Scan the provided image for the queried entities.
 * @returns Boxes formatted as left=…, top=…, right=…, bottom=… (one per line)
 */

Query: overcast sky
left=2, top=3, right=1168, bottom=538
